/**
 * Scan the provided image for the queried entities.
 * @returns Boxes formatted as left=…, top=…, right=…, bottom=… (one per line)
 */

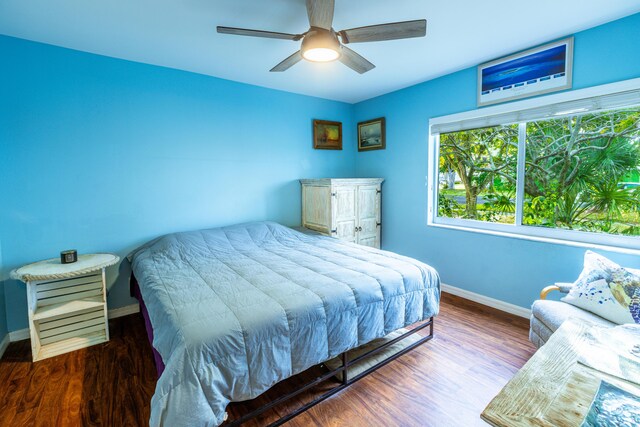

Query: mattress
left=130, top=221, right=440, bottom=426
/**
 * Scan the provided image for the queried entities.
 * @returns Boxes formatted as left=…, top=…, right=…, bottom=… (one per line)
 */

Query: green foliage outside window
left=437, top=108, right=640, bottom=236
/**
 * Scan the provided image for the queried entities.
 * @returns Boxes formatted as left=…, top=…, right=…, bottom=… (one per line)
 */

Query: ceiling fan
left=217, top=0, right=426, bottom=74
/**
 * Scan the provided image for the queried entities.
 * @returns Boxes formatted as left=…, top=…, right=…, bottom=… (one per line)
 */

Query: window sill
left=428, top=222, right=640, bottom=256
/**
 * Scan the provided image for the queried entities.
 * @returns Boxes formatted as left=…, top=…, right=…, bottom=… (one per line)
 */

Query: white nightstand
left=11, top=253, right=120, bottom=361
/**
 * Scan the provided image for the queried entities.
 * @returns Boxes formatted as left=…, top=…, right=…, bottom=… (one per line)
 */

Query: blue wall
left=0, top=240, right=7, bottom=342
left=353, top=13, right=640, bottom=309
left=0, top=284, right=6, bottom=343
left=0, top=36, right=356, bottom=332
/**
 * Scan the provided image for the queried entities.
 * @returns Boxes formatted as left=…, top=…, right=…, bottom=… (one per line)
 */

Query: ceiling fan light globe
left=302, top=47, right=340, bottom=62
left=301, top=28, right=341, bottom=63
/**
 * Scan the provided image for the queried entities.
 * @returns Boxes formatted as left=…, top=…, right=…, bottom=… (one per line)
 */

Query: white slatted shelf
left=33, top=296, right=104, bottom=321
left=40, top=323, right=105, bottom=345
left=36, top=274, right=102, bottom=291
left=37, top=279, right=103, bottom=299
left=11, top=253, right=119, bottom=361
left=37, top=331, right=108, bottom=360
left=39, top=309, right=104, bottom=331
left=39, top=315, right=105, bottom=339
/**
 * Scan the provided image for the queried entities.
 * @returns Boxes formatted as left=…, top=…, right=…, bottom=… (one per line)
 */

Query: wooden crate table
left=482, top=318, right=640, bottom=426
left=11, top=253, right=120, bottom=361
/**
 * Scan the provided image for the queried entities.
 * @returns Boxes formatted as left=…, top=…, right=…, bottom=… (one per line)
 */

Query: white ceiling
left=1, top=1, right=639, bottom=103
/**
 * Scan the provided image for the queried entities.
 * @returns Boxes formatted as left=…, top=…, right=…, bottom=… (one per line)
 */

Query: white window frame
left=427, top=77, right=640, bottom=253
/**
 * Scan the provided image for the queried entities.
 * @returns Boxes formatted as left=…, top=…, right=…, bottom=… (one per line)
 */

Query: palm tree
left=525, top=110, right=640, bottom=232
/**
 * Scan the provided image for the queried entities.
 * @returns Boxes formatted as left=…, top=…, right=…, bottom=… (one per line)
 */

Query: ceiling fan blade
left=338, top=19, right=426, bottom=44
left=270, top=51, right=303, bottom=72
left=217, top=26, right=301, bottom=41
left=339, top=46, right=375, bottom=74
left=306, top=0, right=334, bottom=30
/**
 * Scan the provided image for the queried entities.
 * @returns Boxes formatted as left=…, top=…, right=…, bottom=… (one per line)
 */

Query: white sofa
left=529, top=267, right=640, bottom=348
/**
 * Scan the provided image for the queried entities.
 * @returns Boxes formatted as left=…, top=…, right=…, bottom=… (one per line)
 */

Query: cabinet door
left=332, top=186, right=357, bottom=243
left=302, top=185, right=332, bottom=234
left=357, top=185, right=380, bottom=248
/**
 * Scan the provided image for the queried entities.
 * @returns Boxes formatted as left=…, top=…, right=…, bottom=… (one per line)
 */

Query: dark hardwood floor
left=0, top=293, right=536, bottom=426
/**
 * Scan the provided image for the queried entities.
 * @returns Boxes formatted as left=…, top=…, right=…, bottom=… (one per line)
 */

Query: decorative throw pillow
left=562, top=251, right=640, bottom=325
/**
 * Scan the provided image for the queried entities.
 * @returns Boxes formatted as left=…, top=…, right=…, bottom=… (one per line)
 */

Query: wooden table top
left=482, top=318, right=640, bottom=426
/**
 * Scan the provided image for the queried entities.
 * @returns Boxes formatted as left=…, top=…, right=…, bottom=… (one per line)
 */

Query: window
left=438, top=124, right=518, bottom=224
left=429, top=79, right=640, bottom=250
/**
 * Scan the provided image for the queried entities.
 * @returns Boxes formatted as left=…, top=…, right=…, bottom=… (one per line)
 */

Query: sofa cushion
left=562, top=251, right=640, bottom=325
left=532, top=299, right=616, bottom=333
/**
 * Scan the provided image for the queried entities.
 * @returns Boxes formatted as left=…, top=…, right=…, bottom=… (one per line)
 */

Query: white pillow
left=562, top=251, right=640, bottom=325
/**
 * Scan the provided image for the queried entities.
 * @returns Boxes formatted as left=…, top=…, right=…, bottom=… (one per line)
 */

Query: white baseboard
left=8, top=303, right=141, bottom=343
left=0, top=334, right=9, bottom=359
left=107, top=303, right=140, bottom=319
left=9, top=328, right=29, bottom=342
left=441, top=283, right=531, bottom=319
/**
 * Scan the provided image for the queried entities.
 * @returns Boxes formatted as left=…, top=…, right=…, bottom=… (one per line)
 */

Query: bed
left=129, top=221, right=440, bottom=426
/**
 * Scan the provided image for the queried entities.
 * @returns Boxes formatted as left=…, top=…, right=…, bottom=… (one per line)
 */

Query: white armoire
left=300, top=178, right=384, bottom=248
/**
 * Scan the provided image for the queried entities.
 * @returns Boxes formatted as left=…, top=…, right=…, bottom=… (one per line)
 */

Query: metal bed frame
left=225, top=317, right=435, bottom=426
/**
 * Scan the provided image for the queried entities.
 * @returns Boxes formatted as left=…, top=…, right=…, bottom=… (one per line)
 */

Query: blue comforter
left=130, top=221, right=440, bottom=426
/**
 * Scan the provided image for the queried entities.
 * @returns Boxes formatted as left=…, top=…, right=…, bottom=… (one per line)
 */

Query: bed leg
left=342, top=351, right=349, bottom=385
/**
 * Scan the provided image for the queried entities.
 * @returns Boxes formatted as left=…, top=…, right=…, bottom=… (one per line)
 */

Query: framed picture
left=358, top=117, right=386, bottom=151
left=477, top=37, right=573, bottom=107
left=313, top=120, right=342, bottom=150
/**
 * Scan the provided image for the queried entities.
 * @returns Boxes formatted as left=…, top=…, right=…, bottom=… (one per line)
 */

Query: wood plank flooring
left=0, top=293, right=535, bottom=426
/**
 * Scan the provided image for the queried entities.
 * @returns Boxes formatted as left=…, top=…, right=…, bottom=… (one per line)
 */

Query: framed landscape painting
left=358, top=117, right=386, bottom=151
left=477, top=37, right=573, bottom=107
left=313, top=120, right=342, bottom=150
